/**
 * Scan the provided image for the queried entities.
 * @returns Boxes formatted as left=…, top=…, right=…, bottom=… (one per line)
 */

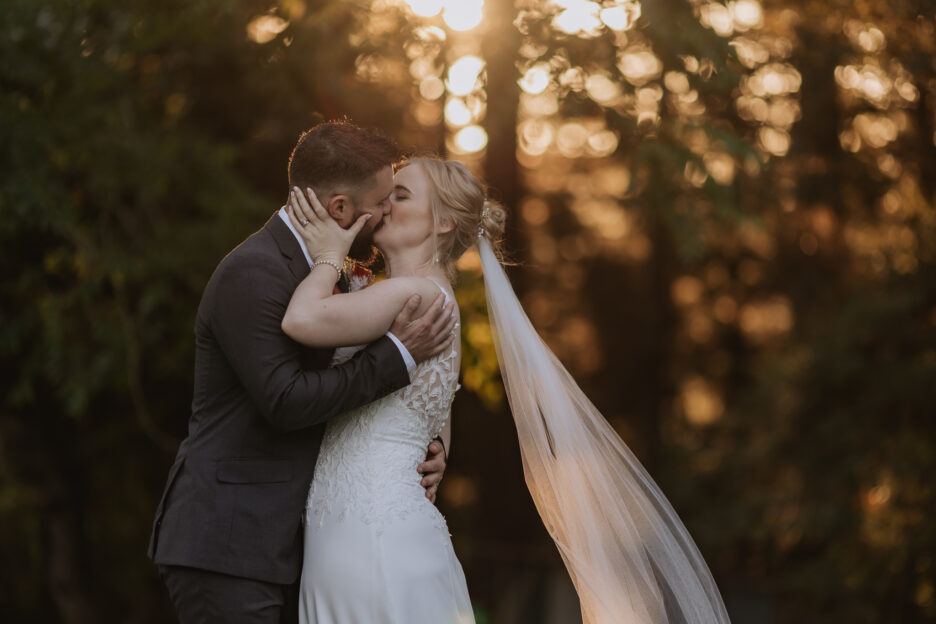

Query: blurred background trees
left=1, top=0, right=933, bottom=622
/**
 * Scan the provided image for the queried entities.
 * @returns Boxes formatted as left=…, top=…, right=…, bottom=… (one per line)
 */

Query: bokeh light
left=518, top=119, right=555, bottom=156
left=452, top=124, right=488, bottom=153
left=585, top=73, right=621, bottom=105
left=681, top=376, right=725, bottom=425
left=586, top=129, right=619, bottom=157
left=552, top=0, right=603, bottom=37
left=732, top=0, right=764, bottom=31
left=406, top=0, right=443, bottom=18
left=519, top=64, right=551, bottom=95
left=446, top=55, right=485, bottom=96
left=599, top=2, right=641, bottom=31
left=618, top=50, right=663, bottom=85
left=419, top=76, right=445, bottom=100
left=442, top=0, right=484, bottom=31
left=444, top=97, right=472, bottom=127
left=246, top=15, right=288, bottom=44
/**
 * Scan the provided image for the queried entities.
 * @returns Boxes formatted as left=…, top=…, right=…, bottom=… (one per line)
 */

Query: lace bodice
left=306, top=285, right=460, bottom=533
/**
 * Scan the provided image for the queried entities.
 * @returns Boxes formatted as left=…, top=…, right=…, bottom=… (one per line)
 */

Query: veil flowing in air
left=477, top=237, right=731, bottom=624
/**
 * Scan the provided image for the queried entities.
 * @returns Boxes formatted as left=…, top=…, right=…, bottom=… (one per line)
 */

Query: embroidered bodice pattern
left=306, top=287, right=460, bottom=535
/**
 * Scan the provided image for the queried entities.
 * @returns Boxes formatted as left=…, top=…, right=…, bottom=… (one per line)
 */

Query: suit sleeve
left=210, top=254, right=411, bottom=432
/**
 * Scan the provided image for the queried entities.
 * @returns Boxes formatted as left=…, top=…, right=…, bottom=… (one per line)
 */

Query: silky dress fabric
left=299, top=285, right=474, bottom=624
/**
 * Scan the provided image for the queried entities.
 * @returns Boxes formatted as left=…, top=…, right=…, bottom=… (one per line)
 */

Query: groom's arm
left=211, top=255, right=410, bottom=433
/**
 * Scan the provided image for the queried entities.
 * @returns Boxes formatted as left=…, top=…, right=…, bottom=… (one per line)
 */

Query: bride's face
left=374, top=163, right=436, bottom=253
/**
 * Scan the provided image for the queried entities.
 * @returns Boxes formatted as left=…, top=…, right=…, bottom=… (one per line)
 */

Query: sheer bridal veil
left=477, top=237, right=730, bottom=624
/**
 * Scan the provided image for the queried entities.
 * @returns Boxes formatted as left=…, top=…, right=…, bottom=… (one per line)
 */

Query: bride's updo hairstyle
left=403, top=157, right=507, bottom=278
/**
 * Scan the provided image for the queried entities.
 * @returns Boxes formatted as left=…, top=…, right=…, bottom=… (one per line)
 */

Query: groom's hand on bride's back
left=390, top=293, right=457, bottom=365
left=418, top=441, right=446, bottom=504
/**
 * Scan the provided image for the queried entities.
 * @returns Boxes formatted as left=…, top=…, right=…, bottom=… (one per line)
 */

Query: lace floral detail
left=305, top=285, right=460, bottom=536
left=400, top=336, right=460, bottom=435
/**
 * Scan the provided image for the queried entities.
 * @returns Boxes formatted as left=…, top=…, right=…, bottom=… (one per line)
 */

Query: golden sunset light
left=5, top=0, right=936, bottom=622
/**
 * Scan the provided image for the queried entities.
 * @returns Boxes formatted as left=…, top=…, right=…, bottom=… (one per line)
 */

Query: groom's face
left=328, top=165, right=393, bottom=260
left=342, top=166, right=394, bottom=234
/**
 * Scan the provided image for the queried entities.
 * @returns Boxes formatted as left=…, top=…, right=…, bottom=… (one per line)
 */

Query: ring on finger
left=300, top=218, right=310, bottom=226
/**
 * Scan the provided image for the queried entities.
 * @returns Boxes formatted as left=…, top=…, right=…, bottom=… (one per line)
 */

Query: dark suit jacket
left=148, top=213, right=410, bottom=584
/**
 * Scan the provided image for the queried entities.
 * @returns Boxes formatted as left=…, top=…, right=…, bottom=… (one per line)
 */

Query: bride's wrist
left=313, top=253, right=344, bottom=266
left=312, top=257, right=343, bottom=280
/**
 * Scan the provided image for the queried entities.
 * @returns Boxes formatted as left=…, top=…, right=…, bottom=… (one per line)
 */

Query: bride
left=281, top=156, right=730, bottom=624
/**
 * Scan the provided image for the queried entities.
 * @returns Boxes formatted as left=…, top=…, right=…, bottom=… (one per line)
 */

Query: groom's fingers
left=427, top=311, right=457, bottom=357
left=428, top=301, right=455, bottom=337
left=427, top=440, right=445, bottom=460
left=429, top=317, right=457, bottom=357
left=424, top=292, right=445, bottom=318
left=398, top=294, right=422, bottom=324
left=418, top=449, right=445, bottom=489
left=419, top=465, right=444, bottom=489
left=413, top=293, right=445, bottom=334
left=433, top=332, right=456, bottom=357
left=393, top=293, right=448, bottom=363
left=417, top=296, right=449, bottom=341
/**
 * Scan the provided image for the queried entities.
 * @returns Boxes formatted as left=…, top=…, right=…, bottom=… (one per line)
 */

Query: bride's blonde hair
left=401, top=156, right=507, bottom=279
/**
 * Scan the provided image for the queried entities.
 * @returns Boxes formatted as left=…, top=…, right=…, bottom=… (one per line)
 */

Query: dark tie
left=335, top=271, right=350, bottom=294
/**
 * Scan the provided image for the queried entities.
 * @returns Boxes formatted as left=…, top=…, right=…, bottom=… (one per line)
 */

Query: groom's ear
left=326, top=194, right=352, bottom=226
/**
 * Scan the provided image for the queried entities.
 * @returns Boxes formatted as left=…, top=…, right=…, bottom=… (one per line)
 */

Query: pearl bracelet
left=313, top=258, right=342, bottom=281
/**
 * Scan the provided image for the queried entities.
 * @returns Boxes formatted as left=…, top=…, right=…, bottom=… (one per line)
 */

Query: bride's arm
left=279, top=185, right=450, bottom=349
left=282, top=275, right=445, bottom=348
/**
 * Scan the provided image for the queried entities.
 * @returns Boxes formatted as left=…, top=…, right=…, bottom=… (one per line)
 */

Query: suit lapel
left=265, top=211, right=355, bottom=291
left=264, top=212, right=336, bottom=364
left=265, top=212, right=311, bottom=283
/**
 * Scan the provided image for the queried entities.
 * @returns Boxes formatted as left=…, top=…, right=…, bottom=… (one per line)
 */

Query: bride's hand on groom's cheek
left=418, top=441, right=446, bottom=504
left=287, top=186, right=370, bottom=264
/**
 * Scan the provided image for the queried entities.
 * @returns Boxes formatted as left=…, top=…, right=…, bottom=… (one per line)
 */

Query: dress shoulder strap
left=424, top=276, right=452, bottom=303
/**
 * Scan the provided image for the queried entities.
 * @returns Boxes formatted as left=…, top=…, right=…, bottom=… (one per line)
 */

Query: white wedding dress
left=299, top=283, right=475, bottom=624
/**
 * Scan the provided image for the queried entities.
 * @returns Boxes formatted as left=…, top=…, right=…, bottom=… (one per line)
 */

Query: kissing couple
left=149, top=121, right=731, bottom=624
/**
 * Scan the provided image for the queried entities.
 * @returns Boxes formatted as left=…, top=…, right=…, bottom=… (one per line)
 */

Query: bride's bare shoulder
left=368, top=276, right=450, bottom=314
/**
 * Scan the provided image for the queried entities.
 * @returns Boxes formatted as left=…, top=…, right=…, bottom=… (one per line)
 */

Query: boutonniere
left=345, top=261, right=375, bottom=292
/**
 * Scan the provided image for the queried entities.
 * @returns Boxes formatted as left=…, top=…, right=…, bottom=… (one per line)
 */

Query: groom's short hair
left=288, top=121, right=400, bottom=205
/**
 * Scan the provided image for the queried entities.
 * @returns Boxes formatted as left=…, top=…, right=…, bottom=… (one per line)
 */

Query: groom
left=148, top=121, right=454, bottom=622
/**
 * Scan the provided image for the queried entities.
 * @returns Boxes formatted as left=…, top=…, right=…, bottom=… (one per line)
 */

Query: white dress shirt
left=278, top=208, right=416, bottom=375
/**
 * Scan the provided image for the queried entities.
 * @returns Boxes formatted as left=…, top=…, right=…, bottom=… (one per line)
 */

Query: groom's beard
left=348, top=235, right=379, bottom=266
